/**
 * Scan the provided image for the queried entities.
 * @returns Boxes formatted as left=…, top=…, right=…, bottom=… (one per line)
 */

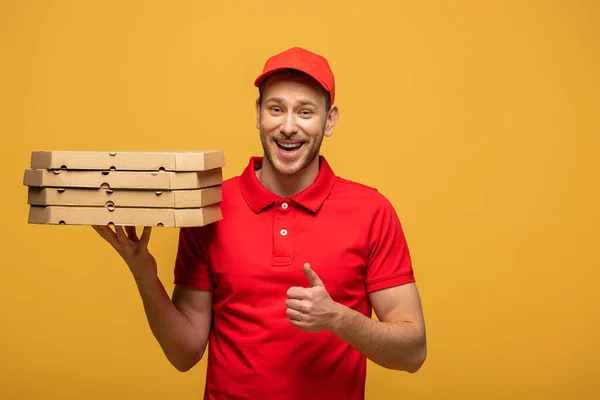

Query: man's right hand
left=92, top=225, right=157, bottom=284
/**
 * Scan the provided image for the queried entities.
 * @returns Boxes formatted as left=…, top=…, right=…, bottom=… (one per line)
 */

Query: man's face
left=256, top=73, right=337, bottom=176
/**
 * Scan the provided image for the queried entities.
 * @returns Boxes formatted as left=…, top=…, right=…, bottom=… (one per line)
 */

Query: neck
left=256, top=156, right=320, bottom=198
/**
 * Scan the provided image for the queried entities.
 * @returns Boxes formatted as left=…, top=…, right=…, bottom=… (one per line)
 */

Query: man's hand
left=286, top=263, right=343, bottom=332
left=92, top=225, right=157, bottom=284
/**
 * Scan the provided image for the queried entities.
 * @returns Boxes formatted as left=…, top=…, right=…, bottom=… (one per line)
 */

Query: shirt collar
left=239, top=155, right=336, bottom=214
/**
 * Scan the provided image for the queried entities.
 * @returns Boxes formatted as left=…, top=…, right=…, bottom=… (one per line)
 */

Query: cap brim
left=253, top=67, right=332, bottom=103
left=253, top=68, right=287, bottom=88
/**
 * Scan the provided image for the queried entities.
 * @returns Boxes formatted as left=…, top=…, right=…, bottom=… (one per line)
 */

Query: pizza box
left=30, top=150, right=225, bottom=171
left=23, top=168, right=223, bottom=190
left=28, top=204, right=222, bottom=227
left=27, top=186, right=222, bottom=209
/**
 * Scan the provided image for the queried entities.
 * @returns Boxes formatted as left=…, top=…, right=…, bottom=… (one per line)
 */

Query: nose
left=280, top=113, right=298, bottom=137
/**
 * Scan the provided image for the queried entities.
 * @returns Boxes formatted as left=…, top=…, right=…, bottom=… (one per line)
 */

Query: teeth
left=277, top=141, right=302, bottom=149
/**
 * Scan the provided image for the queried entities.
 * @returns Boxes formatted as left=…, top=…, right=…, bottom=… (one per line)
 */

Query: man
left=93, top=47, right=426, bottom=399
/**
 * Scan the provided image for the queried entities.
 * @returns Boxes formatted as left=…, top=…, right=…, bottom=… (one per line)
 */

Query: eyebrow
left=297, top=99, right=318, bottom=107
left=265, top=97, right=318, bottom=107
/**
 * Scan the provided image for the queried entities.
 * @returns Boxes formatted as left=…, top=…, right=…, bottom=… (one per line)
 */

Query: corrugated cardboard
left=23, top=168, right=223, bottom=190
left=28, top=204, right=222, bottom=227
left=27, top=186, right=222, bottom=208
left=30, top=150, right=225, bottom=171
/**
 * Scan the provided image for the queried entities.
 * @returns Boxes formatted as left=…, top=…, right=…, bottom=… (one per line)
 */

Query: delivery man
left=93, top=46, right=427, bottom=400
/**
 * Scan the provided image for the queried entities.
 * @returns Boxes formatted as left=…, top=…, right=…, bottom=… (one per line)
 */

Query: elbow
left=173, top=360, right=196, bottom=373
left=169, top=348, right=207, bottom=373
left=404, top=358, right=425, bottom=374
left=404, top=341, right=427, bottom=373
left=388, top=337, right=426, bottom=373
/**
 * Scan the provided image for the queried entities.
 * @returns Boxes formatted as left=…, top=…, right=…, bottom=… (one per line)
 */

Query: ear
left=323, top=105, right=339, bottom=137
left=255, top=98, right=261, bottom=130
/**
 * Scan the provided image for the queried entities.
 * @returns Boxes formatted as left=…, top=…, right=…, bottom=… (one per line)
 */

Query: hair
left=257, top=68, right=331, bottom=113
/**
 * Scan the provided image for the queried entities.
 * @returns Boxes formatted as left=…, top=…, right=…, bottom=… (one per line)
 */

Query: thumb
left=303, top=263, right=324, bottom=287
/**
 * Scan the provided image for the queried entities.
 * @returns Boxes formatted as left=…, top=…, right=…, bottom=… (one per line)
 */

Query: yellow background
left=1, top=1, right=598, bottom=399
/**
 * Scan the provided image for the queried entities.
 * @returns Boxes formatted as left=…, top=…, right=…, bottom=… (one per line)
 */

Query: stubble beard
left=259, top=128, right=324, bottom=177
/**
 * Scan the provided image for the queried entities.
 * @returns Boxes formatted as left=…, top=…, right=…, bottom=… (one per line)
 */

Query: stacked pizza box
left=23, top=150, right=225, bottom=227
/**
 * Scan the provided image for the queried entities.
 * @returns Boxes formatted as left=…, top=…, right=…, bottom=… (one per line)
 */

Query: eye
left=270, top=106, right=282, bottom=113
left=300, top=110, right=313, bottom=116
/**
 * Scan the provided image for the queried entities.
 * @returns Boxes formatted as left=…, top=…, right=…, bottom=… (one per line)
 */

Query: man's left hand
left=286, top=263, right=344, bottom=332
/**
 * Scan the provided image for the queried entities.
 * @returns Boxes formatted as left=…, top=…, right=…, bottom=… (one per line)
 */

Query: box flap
left=28, top=204, right=222, bottom=227
left=27, top=187, right=222, bottom=208
left=30, top=150, right=225, bottom=171
left=23, top=169, right=222, bottom=190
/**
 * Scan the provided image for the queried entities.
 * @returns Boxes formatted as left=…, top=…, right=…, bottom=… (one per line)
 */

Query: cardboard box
left=23, top=168, right=223, bottom=190
left=27, top=186, right=222, bottom=208
left=28, top=204, right=222, bottom=227
left=30, top=150, right=225, bottom=171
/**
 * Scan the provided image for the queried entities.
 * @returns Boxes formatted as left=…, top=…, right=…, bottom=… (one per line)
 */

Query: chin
left=268, top=152, right=308, bottom=176
left=265, top=146, right=315, bottom=177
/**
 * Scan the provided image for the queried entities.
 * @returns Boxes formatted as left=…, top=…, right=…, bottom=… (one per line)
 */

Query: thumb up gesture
left=286, top=263, right=342, bottom=332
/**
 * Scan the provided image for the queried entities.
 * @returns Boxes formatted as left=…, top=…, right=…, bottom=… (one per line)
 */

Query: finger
left=125, top=226, right=139, bottom=242
left=114, top=225, right=128, bottom=244
left=139, top=226, right=152, bottom=248
left=92, top=225, right=119, bottom=248
left=286, top=307, right=305, bottom=322
left=287, top=286, right=309, bottom=300
left=289, top=318, right=309, bottom=332
left=286, top=298, right=307, bottom=313
left=303, top=263, right=324, bottom=287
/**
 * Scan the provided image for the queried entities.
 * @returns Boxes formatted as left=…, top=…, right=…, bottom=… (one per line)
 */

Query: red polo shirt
left=174, top=156, right=415, bottom=400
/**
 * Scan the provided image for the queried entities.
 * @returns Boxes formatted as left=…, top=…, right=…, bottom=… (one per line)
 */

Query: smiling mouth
left=275, top=140, right=304, bottom=152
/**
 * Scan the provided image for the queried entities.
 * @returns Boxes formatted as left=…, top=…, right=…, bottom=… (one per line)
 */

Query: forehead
left=261, top=73, right=326, bottom=105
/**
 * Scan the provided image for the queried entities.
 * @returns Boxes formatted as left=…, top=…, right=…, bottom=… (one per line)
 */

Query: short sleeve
left=173, top=227, right=214, bottom=291
left=365, top=190, right=415, bottom=293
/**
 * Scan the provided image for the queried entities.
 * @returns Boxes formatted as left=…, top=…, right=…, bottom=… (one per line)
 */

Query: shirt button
left=280, top=229, right=288, bottom=236
left=281, top=202, right=289, bottom=209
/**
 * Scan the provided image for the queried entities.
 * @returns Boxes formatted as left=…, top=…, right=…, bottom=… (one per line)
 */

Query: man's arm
left=93, top=225, right=212, bottom=372
left=287, top=264, right=426, bottom=373
left=332, top=189, right=426, bottom=372
left=286, top=191, right=425, bottom=371
left=330, top=282, right=427, bottom=372
left=136, top=277, right=213, bottom=372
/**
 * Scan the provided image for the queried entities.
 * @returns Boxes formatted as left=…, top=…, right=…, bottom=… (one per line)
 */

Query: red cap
left=254, top=47, right=335, bottom=104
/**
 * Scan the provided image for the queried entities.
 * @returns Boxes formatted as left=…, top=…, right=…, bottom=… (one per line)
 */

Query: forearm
left=331, top=304, right=426, bottom=372
left=134, top=275, right=207, bottom=371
